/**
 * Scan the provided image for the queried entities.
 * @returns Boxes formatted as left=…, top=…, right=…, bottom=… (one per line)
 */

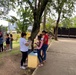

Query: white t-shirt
left=20, top=37, right=29, bottom=52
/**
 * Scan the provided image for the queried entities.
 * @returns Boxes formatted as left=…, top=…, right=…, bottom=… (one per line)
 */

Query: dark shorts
left=6, top=41, right=10, bottom=44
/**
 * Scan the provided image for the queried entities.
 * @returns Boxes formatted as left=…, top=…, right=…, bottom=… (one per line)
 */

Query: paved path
left=33, top=38, right=76, bottom=75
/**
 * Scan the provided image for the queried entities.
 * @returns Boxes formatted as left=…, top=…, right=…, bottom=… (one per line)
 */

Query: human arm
left=24, top=40, right=32, bottom=46
left=37, top=41, right=43, bottom=49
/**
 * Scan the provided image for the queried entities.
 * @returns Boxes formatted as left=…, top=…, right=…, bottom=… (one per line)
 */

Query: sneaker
left=23, top=63, right=27, bottom=66
left=20, top=66, right=26, bottom=69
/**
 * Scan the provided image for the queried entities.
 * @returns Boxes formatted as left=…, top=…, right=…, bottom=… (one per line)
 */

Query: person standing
left=35, top=35, right=43, bottom=67
left=20, top=32, right=30, bottom=69
left=0, top=33, right=3, bottom=52
left=6, top=34, right=10, bottom=51
left=10, top=34, right=13, bottom=50
left=42, top=30, right=48, bottom=63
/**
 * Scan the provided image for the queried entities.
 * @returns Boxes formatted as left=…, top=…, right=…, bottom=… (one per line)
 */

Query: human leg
left=37, top=49, right=43, bottom=63
left=10, top=41, right=12, bottom=49
left=1, top=44, right=3, bottom=52
left=0, top=44, right=1, bottom=52
left=6, top=44, right=10, bottom=50
left=21, top=52, right=27, bottom=66
left=42, top=44, right=48, bottom=61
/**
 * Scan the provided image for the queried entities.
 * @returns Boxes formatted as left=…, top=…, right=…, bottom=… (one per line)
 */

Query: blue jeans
left=42, top=44, right=48, bottom=61
left=37, top=49, right=43, bottom=63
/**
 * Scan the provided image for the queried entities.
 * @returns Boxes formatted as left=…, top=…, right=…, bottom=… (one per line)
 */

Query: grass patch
left=0, top=41, right=20, bottom=59
left=9, top=48, right=20, bottom=55
left=3, top=41, right=19, bottom=48
left=0, top=47, right=20, bottom=58
left=0, top=41, right=20, bottom=58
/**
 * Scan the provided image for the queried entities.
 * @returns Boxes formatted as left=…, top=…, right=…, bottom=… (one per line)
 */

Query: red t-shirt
left=43, top=34, right=48, bottom=45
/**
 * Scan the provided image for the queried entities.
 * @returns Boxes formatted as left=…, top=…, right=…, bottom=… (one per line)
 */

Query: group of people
left=0, top=32, right=13, bottom=52
left=20, top=30, right=49, bottom=69
left=35, top=30, right=48, bottom=67
left=5, top=33, right=13, bottom=50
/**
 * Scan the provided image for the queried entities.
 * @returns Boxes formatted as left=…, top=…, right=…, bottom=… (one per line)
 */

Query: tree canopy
left=0, top=0, right=76, bottom=41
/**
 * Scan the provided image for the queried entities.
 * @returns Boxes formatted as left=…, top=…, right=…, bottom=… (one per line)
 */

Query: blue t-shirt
left=0, top=37, right=3, bottom=44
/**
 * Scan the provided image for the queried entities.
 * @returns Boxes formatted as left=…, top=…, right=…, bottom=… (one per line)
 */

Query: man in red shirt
left=42, top=30, right=48, bottom=62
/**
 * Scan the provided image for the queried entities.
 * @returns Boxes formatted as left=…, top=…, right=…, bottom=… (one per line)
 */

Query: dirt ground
left=0, top=52, right=34, bottom=75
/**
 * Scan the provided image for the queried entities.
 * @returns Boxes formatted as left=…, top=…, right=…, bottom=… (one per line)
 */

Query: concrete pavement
left=33, top=38, right=76, bottom=75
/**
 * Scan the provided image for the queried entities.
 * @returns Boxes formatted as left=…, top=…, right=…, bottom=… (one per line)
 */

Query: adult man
left=42, top=30, right=48, bottom=63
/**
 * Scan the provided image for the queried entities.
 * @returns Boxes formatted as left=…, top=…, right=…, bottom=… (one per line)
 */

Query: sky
left=0, top=20, right=8, bottom=26
left=0, top=6, right=76, bottom=26
left=0, top=10, right=17, bottom=26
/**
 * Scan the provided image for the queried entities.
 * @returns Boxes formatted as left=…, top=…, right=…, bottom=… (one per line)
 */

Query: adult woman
left=6, top=34, right=10, bottom=50
left=35, top=35, right=43, bottom=67
left=20, top=32, right=30, bottom=69
left=10, top=34, right=13, bottom=50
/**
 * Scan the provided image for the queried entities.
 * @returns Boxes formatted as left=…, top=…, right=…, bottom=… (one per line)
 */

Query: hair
left=42, top=30, right=46, bottom=33
left=39, top=34, right=43, bottom=37
left=10, top=34, right=13, bottom=37
left=45, top=31, right=48, bottom=34
left=6, top=34, right=9, bottom=36
left=38, top=35, right=42, bottom=40
left=21, top=32, right=26, bottom=37
left=28, top=36, right=31, bottom=40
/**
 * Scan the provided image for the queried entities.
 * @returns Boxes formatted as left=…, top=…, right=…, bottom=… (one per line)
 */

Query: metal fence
left=58, top=27, right=76, bottom=38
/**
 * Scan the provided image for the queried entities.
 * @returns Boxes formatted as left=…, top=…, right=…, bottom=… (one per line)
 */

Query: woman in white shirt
left=20, top=32, right=30, bottom=69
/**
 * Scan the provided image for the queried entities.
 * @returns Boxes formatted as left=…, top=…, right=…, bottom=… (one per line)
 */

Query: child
left=35, top=35, right=43, bottom=67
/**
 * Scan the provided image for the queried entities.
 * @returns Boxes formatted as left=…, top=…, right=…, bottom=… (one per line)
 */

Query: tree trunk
left=31, top=39, right=34, bottom=51
left=29, top=0, right=49, bottom=50
left=54, top=14, right=60, bottom=40
left=43, top=8, right=47, bottom=30
left=30, top=14, right=41, bottom=50
left=30, top=23, right=40, bottom=50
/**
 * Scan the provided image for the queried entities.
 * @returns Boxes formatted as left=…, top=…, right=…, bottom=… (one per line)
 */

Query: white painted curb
left=32, top=41, right=52, bottom=75
left=32, top=67, right=38, bottom=75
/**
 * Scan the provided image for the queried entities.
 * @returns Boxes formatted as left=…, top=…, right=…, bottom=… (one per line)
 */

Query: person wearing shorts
left=6, top=34, right=10, bottom=50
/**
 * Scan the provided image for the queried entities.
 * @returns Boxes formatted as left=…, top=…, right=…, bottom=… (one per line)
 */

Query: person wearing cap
left=20, top=32, right=30, bottom=69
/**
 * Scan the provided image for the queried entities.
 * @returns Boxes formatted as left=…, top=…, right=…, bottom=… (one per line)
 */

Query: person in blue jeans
left=42, top=30, right=48, bottom=63
left=35, top=35, right=43, bottom=67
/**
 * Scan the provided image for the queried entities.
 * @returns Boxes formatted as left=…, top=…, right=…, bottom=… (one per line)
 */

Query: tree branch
left=26, top=0, right=34, bottom=13
left=38, top=0, right=41, bottom=8
left=38, top=0, right=49, bottom=19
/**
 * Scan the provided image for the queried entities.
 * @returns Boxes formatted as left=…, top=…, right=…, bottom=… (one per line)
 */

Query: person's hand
left=34, top=44, right=37, bottom=49
left=28, top=40, right=32, bottom=44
